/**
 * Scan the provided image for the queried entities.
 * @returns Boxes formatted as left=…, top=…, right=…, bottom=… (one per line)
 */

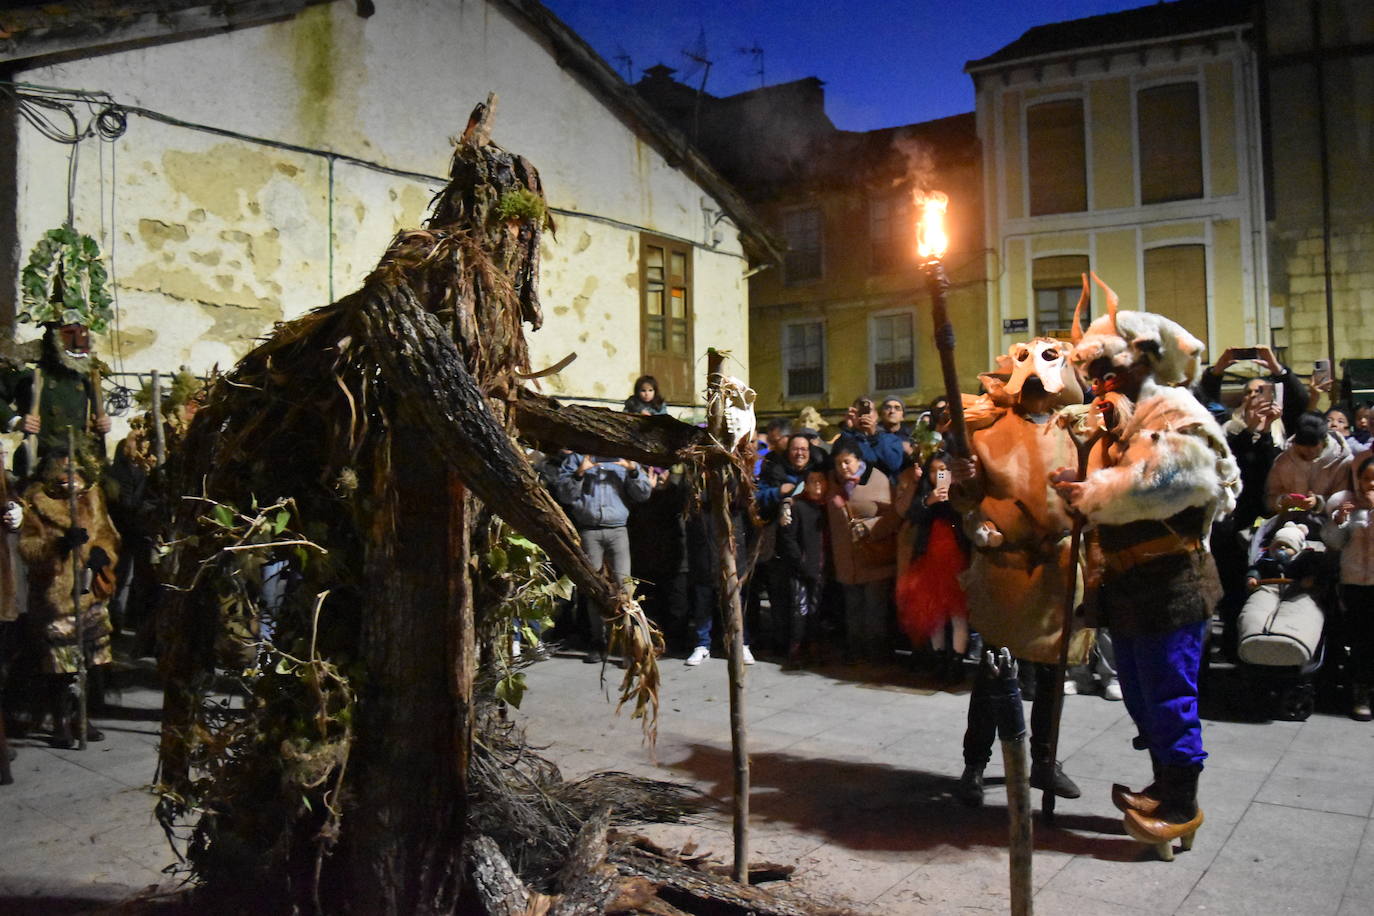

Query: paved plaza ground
left=2, top=651, right=1373, bottom=914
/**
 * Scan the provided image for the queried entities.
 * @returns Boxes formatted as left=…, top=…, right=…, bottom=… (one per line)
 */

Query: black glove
left=88, top=545, right=111, bottom=574
left=58, top=527, right=90, bottom=553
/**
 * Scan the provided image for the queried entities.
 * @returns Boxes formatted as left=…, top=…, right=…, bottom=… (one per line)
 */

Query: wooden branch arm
left=366, top=291, right=620, bottom=613
left=511, top=387, right=713, bottom=467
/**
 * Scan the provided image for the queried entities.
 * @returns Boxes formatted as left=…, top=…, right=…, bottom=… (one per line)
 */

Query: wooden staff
left=66, top=425, right=88, bottom=750
left=24, top=367, right=43, bottom=475
left=705, top=348, right=750, bottom=882
left=990, top=648, right=1032, bottom=916
left=1041, top=426, right=1106, bottom=822
left=89, top=366, right=107, bottom=458
left=0, top=444, right=13, bottom=784
left=151, top=370, right=166, bottom=467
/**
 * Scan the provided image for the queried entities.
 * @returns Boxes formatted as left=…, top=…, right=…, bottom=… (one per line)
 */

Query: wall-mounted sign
left=1002, top=318, right=1029, bottom=333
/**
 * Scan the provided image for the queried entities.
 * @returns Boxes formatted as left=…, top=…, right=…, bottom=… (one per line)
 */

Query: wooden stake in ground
left=705, top=348, right=750, bottom=882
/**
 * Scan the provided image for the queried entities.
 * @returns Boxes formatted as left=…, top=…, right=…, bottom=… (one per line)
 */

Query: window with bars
left=783, top=320, right=825, bottom=398
left=1027, top=99, right=1087, bottom=216
left=640, top=235, right=693, bottom=403
left=1138, top=83, right=1203, bottom=205
left=1033, top=254, right=1092, bottom=338
left=870, top=194, right=912, bottom=272
left=871, top=311, right=915, bottom=391
left=783, top=207, right=823, bottom=284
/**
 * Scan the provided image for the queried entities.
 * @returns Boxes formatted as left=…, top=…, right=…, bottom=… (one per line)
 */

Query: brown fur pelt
left=18, top=480, right=120, bottom=673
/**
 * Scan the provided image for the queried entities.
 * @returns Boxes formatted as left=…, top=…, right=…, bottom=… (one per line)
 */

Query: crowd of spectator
left=537, top=350, right=1374, bottom=726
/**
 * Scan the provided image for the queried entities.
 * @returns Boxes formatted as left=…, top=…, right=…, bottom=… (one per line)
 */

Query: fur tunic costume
left=18, top=478, right=120, bottom=674
left=953, top=337, right=1098, bottom=665
left=1064, top=283, right=1240, bottom=835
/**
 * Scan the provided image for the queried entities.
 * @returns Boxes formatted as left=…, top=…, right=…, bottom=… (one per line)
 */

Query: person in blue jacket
left=836, top=396, right=906, bottom=483
left=555, top=452, right=652, bottom=662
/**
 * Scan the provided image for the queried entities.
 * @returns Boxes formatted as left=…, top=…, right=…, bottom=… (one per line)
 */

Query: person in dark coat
left=775, top=470, right=828, bottom=668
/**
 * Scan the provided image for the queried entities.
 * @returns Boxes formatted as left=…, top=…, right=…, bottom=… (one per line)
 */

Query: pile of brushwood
left=148, top=98, right=845, bottom=915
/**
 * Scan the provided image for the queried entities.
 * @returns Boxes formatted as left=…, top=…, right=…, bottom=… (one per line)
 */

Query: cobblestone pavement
left=3, top=651, right=1373, bottom=914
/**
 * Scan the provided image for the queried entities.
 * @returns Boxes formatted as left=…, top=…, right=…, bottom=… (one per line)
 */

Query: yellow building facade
left=967, top=5, right=1266, bottom=366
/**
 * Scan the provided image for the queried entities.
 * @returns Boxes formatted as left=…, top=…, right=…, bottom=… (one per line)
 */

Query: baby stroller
left=1235, top=515, right=1329, bottom=721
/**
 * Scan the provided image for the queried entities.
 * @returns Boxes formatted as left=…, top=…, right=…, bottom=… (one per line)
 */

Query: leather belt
left=1103, top=532, right=1202, bottom=573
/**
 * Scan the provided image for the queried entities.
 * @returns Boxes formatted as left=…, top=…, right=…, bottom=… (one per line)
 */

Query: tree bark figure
left=156, top=98, right=710, bottom=914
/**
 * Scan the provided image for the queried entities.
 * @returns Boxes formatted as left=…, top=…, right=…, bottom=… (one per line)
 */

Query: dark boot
left=1029, top=759, right=1081, bottom=799
left=87, top=665, right=111, bottom=716
left=1123, top=764, right=1203, bottom=862
left=955, top=764, right=985, bottom=807
left=1352, top=684, right=1372, bottom=722
left=47, top=678, right=75, bottom=749
left=1113, top=752, right=1162, bottom=815
left=941, top=649, right=966, bottom=685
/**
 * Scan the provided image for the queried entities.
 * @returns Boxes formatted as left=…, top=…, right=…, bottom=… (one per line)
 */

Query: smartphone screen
left=1313, top=359, right=1332, bottom=386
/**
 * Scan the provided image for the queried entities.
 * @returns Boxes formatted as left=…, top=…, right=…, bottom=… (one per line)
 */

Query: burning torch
left=916, top=192, right=969, bottom=459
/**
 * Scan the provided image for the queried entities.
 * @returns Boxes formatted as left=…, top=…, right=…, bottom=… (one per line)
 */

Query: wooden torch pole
left=706, top=348, right=750, bottom=882
left=921, top=256, right=969, bottom=461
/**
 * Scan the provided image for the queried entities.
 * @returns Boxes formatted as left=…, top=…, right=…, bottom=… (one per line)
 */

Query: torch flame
left=915, top=190, right=949, bottom=261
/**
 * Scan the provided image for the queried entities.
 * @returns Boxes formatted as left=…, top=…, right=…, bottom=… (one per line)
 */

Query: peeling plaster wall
left=12, top=0, right=747, bottom=421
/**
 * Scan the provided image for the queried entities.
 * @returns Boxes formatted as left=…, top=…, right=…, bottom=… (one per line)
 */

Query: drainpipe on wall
left=1312, top=0, right=1337, bottom=377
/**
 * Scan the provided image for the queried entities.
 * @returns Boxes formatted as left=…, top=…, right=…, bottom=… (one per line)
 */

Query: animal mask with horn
left=1069, top=271, right=1206, bottom=387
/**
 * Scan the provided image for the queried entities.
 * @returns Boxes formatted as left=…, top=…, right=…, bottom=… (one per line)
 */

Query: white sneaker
left=741, top=645, right=756, bottom=665
left=1062, top=679, right=1079, bottom=696
left=685, top=646, right=710, bottom=666
left=1103, top=679, right=1123, bottom=701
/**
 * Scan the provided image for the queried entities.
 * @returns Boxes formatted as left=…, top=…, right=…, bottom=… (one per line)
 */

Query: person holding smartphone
left=555, top=452, right=652, bottom=663
left=1197, top=344, right=1309, bottom=441
left=836, top=396, right=906, bottom=484
left=894, top=451, right=970, bottom=683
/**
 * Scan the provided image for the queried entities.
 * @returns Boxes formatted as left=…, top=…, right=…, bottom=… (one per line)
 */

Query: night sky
left=542, top=0, right=1164, bottom=130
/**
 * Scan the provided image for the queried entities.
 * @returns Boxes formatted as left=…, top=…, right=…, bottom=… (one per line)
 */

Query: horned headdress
left=1068, top=272, right=1206, bottom=387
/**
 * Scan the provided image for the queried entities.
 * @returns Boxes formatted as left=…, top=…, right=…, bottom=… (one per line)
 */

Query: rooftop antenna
left=682, top=26, right=713, bottom=144
left=612, top=45, right=634, bottom=82
left=737, top=42, right=765, bottom=88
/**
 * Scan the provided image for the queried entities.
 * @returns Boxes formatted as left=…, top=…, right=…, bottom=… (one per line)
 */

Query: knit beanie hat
left=1271, top=522, right=1308, bottom=554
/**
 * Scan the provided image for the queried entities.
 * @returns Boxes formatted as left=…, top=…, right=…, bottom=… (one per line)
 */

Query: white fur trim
left=1073, top=387, right=1239, bottom=526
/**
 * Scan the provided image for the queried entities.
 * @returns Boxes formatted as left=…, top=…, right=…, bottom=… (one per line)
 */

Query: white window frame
left=868, top=307, right=917, bottom=394
left=781, top=317, right=827, bottom=399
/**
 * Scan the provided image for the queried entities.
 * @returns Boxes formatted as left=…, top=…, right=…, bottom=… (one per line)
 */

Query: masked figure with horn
left=1052, top=273, right=1239, bottom=861
left=950, top=317, right=1099, bottom=808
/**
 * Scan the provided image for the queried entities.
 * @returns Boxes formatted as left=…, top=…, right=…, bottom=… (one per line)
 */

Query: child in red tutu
left=896, top=451, right=971, bottom=680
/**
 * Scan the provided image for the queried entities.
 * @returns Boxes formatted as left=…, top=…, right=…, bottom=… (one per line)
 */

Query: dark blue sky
left=543, top=0, right=1158, bottom=130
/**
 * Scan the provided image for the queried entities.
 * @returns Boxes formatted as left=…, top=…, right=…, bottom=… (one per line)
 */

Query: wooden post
left=151, top=371, right=166, bottom=467
left=705, top=348, right=750, bottom=882
left=66, top=426, right=87, bottom=750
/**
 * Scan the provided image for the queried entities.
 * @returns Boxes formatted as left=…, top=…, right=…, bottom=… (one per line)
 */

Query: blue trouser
left=1114, top=621, right=1208, bottom=768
